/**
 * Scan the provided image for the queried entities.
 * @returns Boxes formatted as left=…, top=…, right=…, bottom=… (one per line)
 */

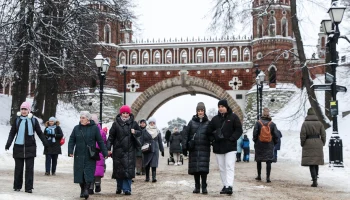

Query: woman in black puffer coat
left=183, top=102, right=211, bottom=194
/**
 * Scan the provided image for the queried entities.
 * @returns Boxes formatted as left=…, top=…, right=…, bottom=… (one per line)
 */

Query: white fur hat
left=148, top=116, right=156, bottom=124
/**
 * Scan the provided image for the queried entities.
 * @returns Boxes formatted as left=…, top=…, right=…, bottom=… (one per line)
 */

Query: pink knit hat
left=119, top=105, right=131, bottom=114
left=20, top=102, right=31, bottom=112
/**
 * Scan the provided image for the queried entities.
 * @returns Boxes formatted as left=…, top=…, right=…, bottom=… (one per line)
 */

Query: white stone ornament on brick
left=197, top=71, right=201, bottom=74
left=126, top=79, right=140, bottom=92
left=167, top=71, right=170, bottom=75
left=246, top=69, right=250, bottom=72
left=229, top=77, right=243, bottom=90
left=221, top=70, right=225, bottom=73
left=132, top=72, right=135, bottom=76
left=155, top=72, right=159, bottom=75
left=209, top=70, right=212, bottom=74
left=234, top=69, right=237, bottom=73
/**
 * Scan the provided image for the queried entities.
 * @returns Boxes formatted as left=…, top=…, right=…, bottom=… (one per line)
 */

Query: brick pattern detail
left=131, top=75, right=244, bottom=120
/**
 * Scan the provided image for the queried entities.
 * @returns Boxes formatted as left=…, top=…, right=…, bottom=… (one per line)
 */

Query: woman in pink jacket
left=89, top=114, right=107, bottom=194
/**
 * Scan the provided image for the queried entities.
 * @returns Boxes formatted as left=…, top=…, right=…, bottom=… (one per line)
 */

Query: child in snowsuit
left=242, top=134, right=250, bottom=162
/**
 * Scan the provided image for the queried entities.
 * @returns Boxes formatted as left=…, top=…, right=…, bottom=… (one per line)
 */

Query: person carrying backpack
left=253, top=108, right=279, bottom=183
left=242, top=134, right=250, bottom=162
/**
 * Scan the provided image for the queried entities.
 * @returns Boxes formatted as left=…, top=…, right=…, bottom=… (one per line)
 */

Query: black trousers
left=257, top=161, right=271, bottom=177
left=309, top=165, right=319, bottom=179
left=14, top=157, right=35, bottom=190
left=45, top=154, right=58, bottom=173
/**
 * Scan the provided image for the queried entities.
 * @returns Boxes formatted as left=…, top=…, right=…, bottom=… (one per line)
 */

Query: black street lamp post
left=257, top=71, right=265, bottom=119
left=255, top=64, right=260, bottom=120
left=94, top=52, right=110, bottom=127
left=321, top=0, right=346, bottom=167
left=122, top=66, right=127, bottom=105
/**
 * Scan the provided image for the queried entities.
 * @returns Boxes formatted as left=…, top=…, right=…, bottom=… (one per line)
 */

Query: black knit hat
left=139, top=119, right=146, bottom=124
left=218, top=99, right=230, bottom=110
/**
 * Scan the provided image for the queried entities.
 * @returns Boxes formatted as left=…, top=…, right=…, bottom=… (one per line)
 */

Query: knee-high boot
left=193, top=174, right=200, bottom=193
left=266, top=162, right=271, bottom=183
left=145, top=165, right=150, bottom=182
left=79, top=183, right=84, bottom=198
left=152, top=167, right=157, bottom=182
left=255, top=162, right=262, bottom=180
left=201, top=174, right=208, bottom=194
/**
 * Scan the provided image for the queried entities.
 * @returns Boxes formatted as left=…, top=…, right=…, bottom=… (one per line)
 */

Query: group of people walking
left=4, top=99, right=327, bottom=198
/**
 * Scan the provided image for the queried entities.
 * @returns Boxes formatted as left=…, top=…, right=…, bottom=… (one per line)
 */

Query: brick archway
left=131, top=75, right=243, bottom=120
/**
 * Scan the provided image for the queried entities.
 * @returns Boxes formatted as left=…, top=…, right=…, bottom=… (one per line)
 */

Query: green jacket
left=68, top=120, right=108, bottom=183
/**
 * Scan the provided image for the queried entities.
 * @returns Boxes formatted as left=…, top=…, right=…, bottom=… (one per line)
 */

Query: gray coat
left=300, top=115, right=326, bottom=166
left=141, top=129, right=164, bottom=167
left=253, top=117, right=279, bottom=162
left=68, top=121, right=108, bottom=183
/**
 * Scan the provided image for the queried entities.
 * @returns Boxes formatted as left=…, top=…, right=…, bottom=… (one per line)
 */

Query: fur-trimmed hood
left=45, top=121, right=60, bottom=127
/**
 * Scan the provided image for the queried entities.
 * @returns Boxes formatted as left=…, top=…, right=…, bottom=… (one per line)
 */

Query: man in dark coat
left=206, top=99, right=243, bottom=195
left=5, top=102, right=48, bottom=193
left=253, top=107, right=279, bottom=183
left=136, top=119, right=146, bottom=175
left=165, top=130, right=171, bottom=147
left=68, top=111, right=108, bottom=199
left=182, top=102, right=211, bottom=194
left=107, top=105, right=141, bottom=195
left=300, top=108, right=326, bottom=187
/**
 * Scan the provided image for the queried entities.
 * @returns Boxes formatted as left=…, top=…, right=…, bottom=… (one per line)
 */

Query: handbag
left=80, top=129, right=100, bottom=161
left=187, top=133, right=196, bottom=151
left=141, top=143, right=151, bottom=153
left=60, top=137, right=65, bottom=146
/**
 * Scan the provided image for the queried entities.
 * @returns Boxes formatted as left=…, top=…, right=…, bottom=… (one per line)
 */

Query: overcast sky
left=131, top=0, right=349, bottom=129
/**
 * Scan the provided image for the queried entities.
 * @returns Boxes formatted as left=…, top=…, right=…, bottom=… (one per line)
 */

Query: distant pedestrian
left=170, top=127, right=182, bottom=165
left=68, top=111, right=108, bottom=199
left=242, top=135, right=250, bottom=162
left=182, top=102, right=211, bottom=194
left=165, top=130, right=171, bottom=147
left=5, top=102, right=48, bottom=193
left=253, top=108, right=279, bottom=183
left=107, top=105, right=141, bottom=195
left=236, top=135, right=244, bottom=162
left=43, top=116, right=64, bottom=176
left=141, top=117, right=164, bottom=182
left=206, top=99, right=243, bottom=195
left=88, top=114, right=107, bottom=194
left=273, top=129, right=282, bottom=162
left=136, top=119, right=147, bottom=175
left=300, top=108, right=326, bottom=187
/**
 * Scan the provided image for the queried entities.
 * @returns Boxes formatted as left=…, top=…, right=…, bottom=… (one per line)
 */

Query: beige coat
left=300, top=115, right=326, bottom=166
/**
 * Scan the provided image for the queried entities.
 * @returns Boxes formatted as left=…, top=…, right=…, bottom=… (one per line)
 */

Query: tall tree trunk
left=10, top=0, right=35, bottom=124
left=291, top=1, right=330, bottom=128
left=43, top=79, right=58, bottom=122
left=32, top=56, right=46, bottom=118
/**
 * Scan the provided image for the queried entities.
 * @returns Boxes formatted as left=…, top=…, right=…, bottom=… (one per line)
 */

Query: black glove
left=5, top=145, right=9, bottom=151
left=161, top=151, right=164, bottom=157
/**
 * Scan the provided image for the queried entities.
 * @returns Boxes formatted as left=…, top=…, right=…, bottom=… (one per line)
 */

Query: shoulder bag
left=80, top=129, right=100, bottom=161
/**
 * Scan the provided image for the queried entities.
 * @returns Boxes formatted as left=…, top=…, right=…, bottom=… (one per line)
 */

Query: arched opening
left=131, top=76, right=243, bottom=121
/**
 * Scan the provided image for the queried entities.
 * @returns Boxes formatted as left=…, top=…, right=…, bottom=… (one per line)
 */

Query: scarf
left=146, top=125, right=159, bottom=139
left=120, top=116, right=130, bottom=122
left=15, top=116, right=34, bottom=145
left=46, top=125, right=57, bottom=143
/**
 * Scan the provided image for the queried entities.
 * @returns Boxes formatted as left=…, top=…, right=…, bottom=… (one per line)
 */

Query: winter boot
left=256, top=162, right=262, bottom=180
left=255, top=175, right=261, bottom=181
left=193, top=174, right=200, bottom=193
left=83, top=183, right=89, bottom=199
left=145, top=167, right=150, bottom=182
left=311, top=177, right=318, bottom=187
left=152, top=168, right=157, bottom=182
left=95, top=183, right=101, bottom=193
left=79, top=183, right=84, bottom=198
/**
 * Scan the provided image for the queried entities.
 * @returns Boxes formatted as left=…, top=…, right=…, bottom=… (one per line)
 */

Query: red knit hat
left=119, top=105, right=131, bottom=114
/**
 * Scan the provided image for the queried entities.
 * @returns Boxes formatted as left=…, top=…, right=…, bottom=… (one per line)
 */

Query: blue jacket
left=236, top=135, right=244, bottom=153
